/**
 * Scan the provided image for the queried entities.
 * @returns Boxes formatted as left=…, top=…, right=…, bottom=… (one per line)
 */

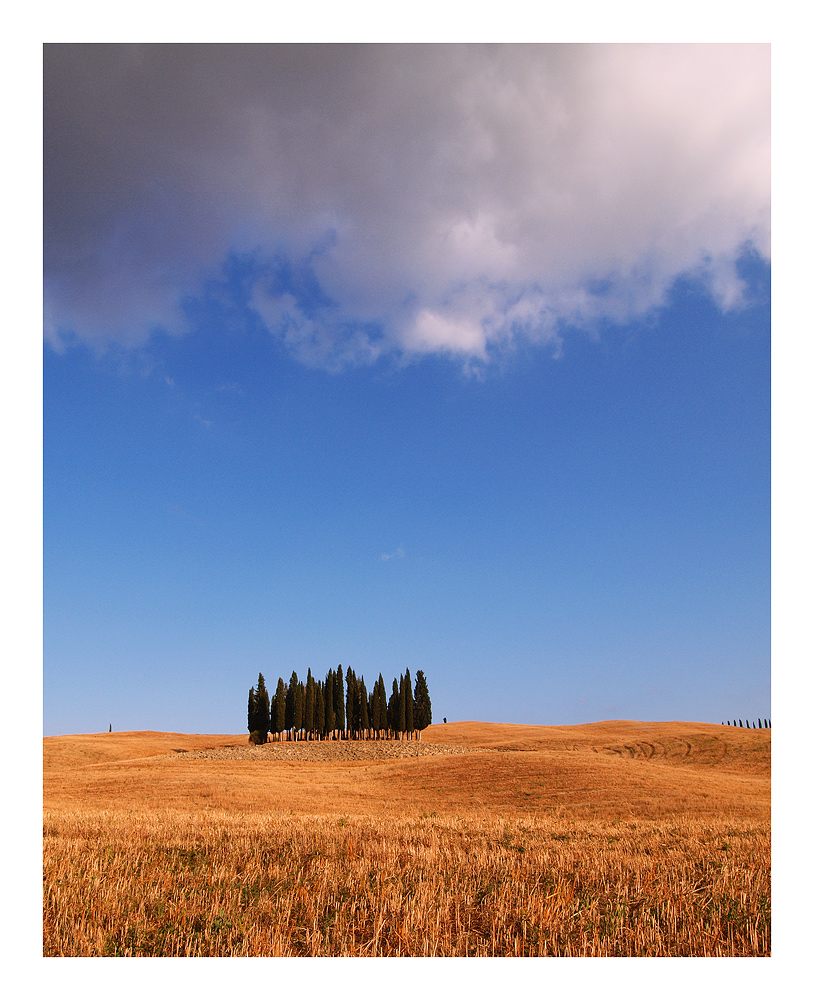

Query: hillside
left=43, top=719, right=770, bottom=956
left=43, top=720, right=770, bottom=821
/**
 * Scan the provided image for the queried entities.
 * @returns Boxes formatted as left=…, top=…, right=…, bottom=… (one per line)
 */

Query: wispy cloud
left=381, top=548, right=406, bottom=562
left=44, top=44, right=769, bottom=366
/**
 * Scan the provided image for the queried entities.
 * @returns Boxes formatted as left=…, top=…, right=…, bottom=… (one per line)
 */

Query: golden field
left=43, top=720, right=770, bottom=956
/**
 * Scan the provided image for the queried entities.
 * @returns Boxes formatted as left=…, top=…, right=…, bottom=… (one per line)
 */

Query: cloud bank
left=44, top=44, right=770, bottom=366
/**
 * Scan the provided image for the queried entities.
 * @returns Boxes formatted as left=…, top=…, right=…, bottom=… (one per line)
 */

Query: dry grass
left=43, top=720, right=770, bottom=957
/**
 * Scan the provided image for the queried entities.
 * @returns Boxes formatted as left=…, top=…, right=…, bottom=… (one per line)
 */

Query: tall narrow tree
left=346, top=666, right=357, bottom=739
left=247, top=686, right=256, bottom=739
left=285, top=671, right=299, bottom=740
left=359, top=676, right=370, bottom=739
left=404, top=668, right=414, bottom=739
left=325, top=669, right=335, bottom=739
left=413, top=670, right=432, bottom=739
left=294, top=679, right=305, bottom=740
left=315, top=680, right=325, bottom=740
left=334, top=667, right=345, bottom=739
left=376, top=674, right=388, bottom=738
left=305, top=668, right=315, bottom=739
left=274, top=677, right=286, bottom=741
left=398, top=673, right=407, bottom=738
left=388, top=678, right=400, bottom=739
left=250, top=673, right=270, bottom=744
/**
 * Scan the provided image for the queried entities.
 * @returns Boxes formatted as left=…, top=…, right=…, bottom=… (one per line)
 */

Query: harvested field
left=43, top=720, right=770, bottom=957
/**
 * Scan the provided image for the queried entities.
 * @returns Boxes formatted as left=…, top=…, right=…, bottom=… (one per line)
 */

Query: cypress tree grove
left=251, top=666, right=433, bottom=743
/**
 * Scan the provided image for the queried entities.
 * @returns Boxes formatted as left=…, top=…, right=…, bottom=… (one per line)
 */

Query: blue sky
left=42, top=44, right=771, bottom=736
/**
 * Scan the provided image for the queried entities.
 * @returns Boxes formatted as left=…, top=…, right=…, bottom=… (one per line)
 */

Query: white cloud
left=381, top=548, right=406, bottom=562
left=44, top=44, right=770, bottom=365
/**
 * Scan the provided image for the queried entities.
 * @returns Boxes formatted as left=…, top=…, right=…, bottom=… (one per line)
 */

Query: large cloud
left=43, top=43, right=770, bottom=364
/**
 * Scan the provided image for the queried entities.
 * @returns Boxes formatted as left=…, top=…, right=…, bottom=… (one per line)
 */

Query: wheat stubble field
left=43, top=720, right=770, bottom=957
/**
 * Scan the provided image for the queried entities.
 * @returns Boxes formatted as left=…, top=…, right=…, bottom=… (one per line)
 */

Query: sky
left=42, top=43, right=771, bottom=737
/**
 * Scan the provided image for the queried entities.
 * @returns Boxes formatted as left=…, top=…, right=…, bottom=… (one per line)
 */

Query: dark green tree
left=248, top=673, right=270, bottom=744
left=359, top=676, right=370, bottom=738
left=334, top=667, right=345, bottom=738
left=346, top=666, right=357, bottom=738
left=413, top=670, right=432, bottom=738
left=388, top=678, right=399, bottom=738
left=274, top=677, right=286, bottom=741
left=294, top=679, right=305, bottom=740
left=325, top=669, right=335, bottom=738
left=247, top=686, right=256, bottom=739
left=315, top=680, right=325, bottom=740
left=374, top=674, right=387, bottom=737
left=285, top=671, right=299, bottom=739
left=305, top=668, right=315, bottom=739
left=398, top=673, right=407, bottom=738
left=404, top=668, right=414, bottom=739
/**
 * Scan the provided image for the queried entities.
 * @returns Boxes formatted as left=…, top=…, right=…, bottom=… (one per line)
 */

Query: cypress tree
left=269, top=688, right=279, bottom=741
left=346, top=666, right=356, bottom=738
left=252, top=673, right=270, bottom=744
left=404, top=668, right=414, bottom=739
left=325, top=669, right=335, bottom=738
left=294, top=680, right=305, bottom=740
left=315, top=680, right=325, bottom=740
left=335, top=667, right=345, bottom=738
left=247, top=686, right=256, bottom=739
left=388, top=679, right=399, bottom=738
left=285, top=671, right=299, bottom=739
left=274, top=677, right=286, bottom=740
left=413, top=670, right=432, bottom=738
left=305, top=668, right=315, bottom=739
left=398, top=674, right=407, bottom=739
left=359, top=677, right=370, bottom=739
left=375, top=674, right=387, bottom=738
